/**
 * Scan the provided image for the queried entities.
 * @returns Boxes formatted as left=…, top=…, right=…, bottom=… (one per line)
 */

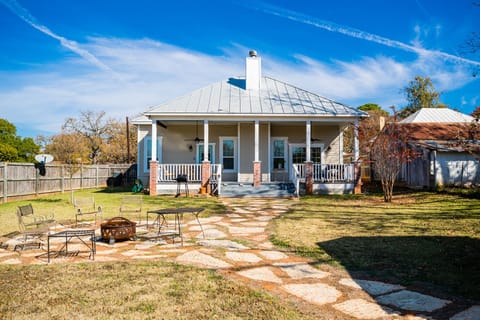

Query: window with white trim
left=220, top=137, right=237, bottom=172
left=196, top=143, right=215, bottom=164
left=272, top=138, right=287, bottom=170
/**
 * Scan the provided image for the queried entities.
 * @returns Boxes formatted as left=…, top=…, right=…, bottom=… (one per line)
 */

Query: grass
left=271, top=192, right=480, bottom=301
left=0, top=261, right=313, bottom=320
left=2, top=187, right=479, bottom=316
left=0, top=188, right=225, bottom=236
left=0, top=189, right=314, bottom=319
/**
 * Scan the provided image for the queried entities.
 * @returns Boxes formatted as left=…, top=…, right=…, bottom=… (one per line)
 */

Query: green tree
left=0, top=143, right=18, bottom=161
left=0, top=118, right=39, bottom=162
left=398, top=76, right=440, bottom=119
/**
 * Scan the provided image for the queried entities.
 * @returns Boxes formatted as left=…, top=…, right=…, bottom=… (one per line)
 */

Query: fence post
left=80, top=163, right=83, bottom=190
left=2, top=163, right=7, bottom=203
left=96, top=165, right=99, bottom=188
left=35, top=164, right=39, bottom=196
left=61, top=165, right=65, bottom=193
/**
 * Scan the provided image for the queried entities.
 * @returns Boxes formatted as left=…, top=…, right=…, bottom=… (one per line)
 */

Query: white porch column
left=354, top=119, right=359, bottom=161
left=149, top=120, right=158, bottom=195
left=203, top=120, right=209, bottom=161
left=306, top=120, right=311, bottom=162
left=151, top=120, right=157, bottom=162
left=253, top=120, right=261, bottom=187
left=254, top=120, right=259, bottom=162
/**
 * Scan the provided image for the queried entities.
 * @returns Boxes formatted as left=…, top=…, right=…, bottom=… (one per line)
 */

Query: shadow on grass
left=317, top=236, right=480, bottom=302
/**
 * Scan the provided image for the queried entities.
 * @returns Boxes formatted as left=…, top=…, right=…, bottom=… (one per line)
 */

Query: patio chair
left=119, top=195, right=143, bottom=224
left=74, top=196, right=102, bottom=226
left=16, top=204, right=56, bottom=250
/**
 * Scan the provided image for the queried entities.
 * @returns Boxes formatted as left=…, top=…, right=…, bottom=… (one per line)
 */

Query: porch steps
left=219, top=182, right=296, bottom=198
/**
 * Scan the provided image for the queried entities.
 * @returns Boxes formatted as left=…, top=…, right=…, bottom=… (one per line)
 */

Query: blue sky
left=1, top=0, right=479, bottom=138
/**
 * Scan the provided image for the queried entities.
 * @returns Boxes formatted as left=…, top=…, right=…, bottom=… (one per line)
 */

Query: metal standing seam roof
left=143, top=76, right=366, bottom=118
left=399, top=108, right=474, bottom=123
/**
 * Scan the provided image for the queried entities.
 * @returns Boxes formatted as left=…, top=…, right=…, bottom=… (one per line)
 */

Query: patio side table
left=47, top=229, right=96, bottom=263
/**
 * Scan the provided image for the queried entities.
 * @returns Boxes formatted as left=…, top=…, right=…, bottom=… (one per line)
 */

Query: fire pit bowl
left=101, top=217, right=136, bottom=243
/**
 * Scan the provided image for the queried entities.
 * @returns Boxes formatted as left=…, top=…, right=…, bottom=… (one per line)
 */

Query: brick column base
left=201, top=161, right=211, bottom=194
left=253, top=161, right=261, bottom=187
left=354, top=161, right=362, bottom=194
left=305, top=161, right=313, bottom=195
left=149, top=161, right=158, bottom=196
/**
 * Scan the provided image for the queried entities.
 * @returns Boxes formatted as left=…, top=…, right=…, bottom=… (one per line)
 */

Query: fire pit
left=101, top=217, right=136, bottom=243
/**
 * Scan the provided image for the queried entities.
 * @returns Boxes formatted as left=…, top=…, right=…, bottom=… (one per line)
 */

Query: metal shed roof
left=400, top=108, right=474, bottom=123
left=143, top=76, right=366, bottom=119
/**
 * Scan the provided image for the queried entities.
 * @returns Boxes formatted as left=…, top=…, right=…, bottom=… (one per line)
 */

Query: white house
left=398, top=108, right=480, bottom=188
left=133, top=51, right=367, bottom=197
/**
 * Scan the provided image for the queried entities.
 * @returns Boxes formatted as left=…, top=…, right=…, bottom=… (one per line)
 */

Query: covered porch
left=144, top=118, right=361, bottom=197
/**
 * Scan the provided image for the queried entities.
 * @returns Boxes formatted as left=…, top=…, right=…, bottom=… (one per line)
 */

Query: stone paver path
left=1, top=198, right=478, bottom=320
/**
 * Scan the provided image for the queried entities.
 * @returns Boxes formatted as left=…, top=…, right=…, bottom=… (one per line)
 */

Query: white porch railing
left=157, top=164, right=222, bottom=184
left=293, top=163, right=355, bottom=183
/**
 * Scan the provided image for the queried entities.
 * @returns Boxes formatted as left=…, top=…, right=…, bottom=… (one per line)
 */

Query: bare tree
left=62, top=111, right=115, bottom=164
left=371, top=123, right=419, bottom=202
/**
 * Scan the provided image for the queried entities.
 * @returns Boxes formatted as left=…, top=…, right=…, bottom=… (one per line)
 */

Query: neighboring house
left=132, top=51, right=367, bottom=197
left=397, top=108, right=480, bottom=188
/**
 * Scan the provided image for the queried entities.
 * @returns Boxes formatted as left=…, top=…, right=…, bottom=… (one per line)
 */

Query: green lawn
left=0, top=188, right=225, bottom=236
left=0, top=189, right=314, bottom=320
left=271, top=192, right=480, bottom=301
left=1, top=188, right=479, bottom=317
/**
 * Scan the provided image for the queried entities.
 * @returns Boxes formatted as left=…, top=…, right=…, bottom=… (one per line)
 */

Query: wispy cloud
left=0, top=0, right=114, bottom=73
left=244, top=1, right=480, bottom=67
left=0, top=38, right=475, bottom=137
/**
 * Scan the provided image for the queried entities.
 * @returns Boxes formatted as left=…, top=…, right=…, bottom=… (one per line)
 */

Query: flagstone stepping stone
left=241, top=221, right=269, bottom=227
left=333, top=299, right=399, bottom=319
left=214, top=221, right=232, bottom=227
left=195, top=216, right=223, bottom=224
left=237, top=267, right=283, bottom=284
left=376, top=290, right=450, bottom=312
left=233, top=208, right=252, bottom=214
left=231, top=218, right=248, bottom=223
left=274, top=262, right=330, bottom=279
left=121, top=250, right=149, bottom=257
left=1, top=258, right=22, bottom=264
left=282, top=283, right=341, bottom=305
left=258, top=242, right=275, bottom=249
left=196, top=229, right=227, bottom=239
left=259, top=250, right=288, bottom=260
left=94, top=255, right=118, bottom=262
left=228, top=226, right=264, bottom=234
left=251, top=234, right=268, bottom=242
left=96, top=249, right=118, bottom=255
left=188, top=224, right=217, bottom=231
left=450, top=306, right=480, bottom=320
left=339, top=278, right=404, bottom=296
left=226, top=251, right=262, bottom=263
left=197, top=239, right=249, bottom=250
left=226, top=213, right=241, bottom=218
left=135, top=242, right=160, bottom=250
left=133, top=255, right=165, bottom=260
left=254, top=215, right=275, bottom=221
left=0, top=252, right=16, bottom=258
left=176, top=250, right=232, bottom=269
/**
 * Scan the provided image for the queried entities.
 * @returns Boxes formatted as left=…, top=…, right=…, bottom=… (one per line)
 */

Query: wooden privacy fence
left=0, top=162, right=137, bottom=203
